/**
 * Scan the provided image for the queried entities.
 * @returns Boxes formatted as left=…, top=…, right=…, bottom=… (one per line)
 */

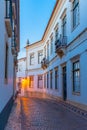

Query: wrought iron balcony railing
left=41, top=57, right=49, bottom=70
left=15, top=63, right=18, bottom=72
left=14, top=51, right=18, bottom=65
left=55, top=36, right=67, bottom=57
left=11, top=30, right=18, bottom=54
left=12, top=2, right=16, bottom=20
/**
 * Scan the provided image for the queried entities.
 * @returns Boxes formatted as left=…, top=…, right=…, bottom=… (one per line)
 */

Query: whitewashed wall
left=0, top=1, right=14, bottom=112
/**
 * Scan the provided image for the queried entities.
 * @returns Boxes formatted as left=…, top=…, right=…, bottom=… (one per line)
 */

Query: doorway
left=62, top=66, right=67, bottom=101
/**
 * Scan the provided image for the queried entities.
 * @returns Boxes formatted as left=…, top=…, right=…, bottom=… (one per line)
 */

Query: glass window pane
left=73, top=61, right=80, bottom=93
left=38, top=51, right=43, bottom=64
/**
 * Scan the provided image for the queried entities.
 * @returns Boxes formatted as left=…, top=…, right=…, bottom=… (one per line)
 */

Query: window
left=18, top=64, right=22, bottom=72
left=44, top=73, right=46, bottom=88
left=62, top=15, right=66, bottom=36
left=47, top=43, right=49, bottom=60
left=38, top=75, right=43, bottom=89
left=44, top=46, right=46, bottom=57
left=55, top=68, right=58, bottom=89
left=72, top=0, right=79, bottom=28
left=5, top=44, right=8, bottom=83
left=29, top=76, right=34, bottom=88
left=55, top=27, right=58, bottom=41
left=50, top=36, right=53, bottom=54
left=38, top=51, right=43, bottom=64
left=5, top=0, right=11, bottom=18
left=50, top=71, right=53, bottom=89
left=30, top=53, right=34, bottom=65
left=47, top=72, right=49, bottom=88
left=73, top=61, right=80, bottom=93
left=5, top=0, right=12, bottom=25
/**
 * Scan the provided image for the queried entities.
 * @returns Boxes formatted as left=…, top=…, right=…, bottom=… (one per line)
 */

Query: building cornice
left=67, top=28, right=87, bottom=47
left=27, top=68, right=43, bottom=72
left=42, top=0, right=60, bottom=41
left=18, top=57, right=26, bottom=61
left=25, top=40, right=43, bottom=49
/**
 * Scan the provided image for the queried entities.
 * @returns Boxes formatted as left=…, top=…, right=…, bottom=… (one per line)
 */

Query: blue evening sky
left=19, top=0, right=56, bottom=58
left=20, top=0, right=56, bottom=49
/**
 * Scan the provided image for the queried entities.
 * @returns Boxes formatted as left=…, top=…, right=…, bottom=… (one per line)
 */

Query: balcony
left=14, top=52, right=18, bottom=65
left=11, top=40, right=17, bottom=55
left=12, top=2, right=16, bottom=20
left=41, top=57, right=49, bottom=70
left=11, top=30, right=17, bottom=54
left=5, top=0, right=12, bottom=37
left=11, top=46, right=15, bottom=54
left=5, top=17, right=12, bottom=37
left=55, top=36, right=67, bottom=57
left=15, top=63, right=18, bottom=72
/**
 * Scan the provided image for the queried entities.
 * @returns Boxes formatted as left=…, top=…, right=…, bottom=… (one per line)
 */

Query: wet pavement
left=21, top=97, right=87, bottom=130
left=5, top=97, right=21, bottom=130
left=5, top=96, right=87, bottom=130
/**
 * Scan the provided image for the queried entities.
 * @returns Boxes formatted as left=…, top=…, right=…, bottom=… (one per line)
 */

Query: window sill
left=72, top=92, right=80, bottom=96
left=71, top=22, right=80, bottom=32
left=30, top=64, right=34, bottom=66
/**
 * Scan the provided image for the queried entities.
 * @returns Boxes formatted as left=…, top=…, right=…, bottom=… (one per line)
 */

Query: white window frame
left=30, top=53, right=34, bottom=65
left=38, top=50, right=43, bottom=64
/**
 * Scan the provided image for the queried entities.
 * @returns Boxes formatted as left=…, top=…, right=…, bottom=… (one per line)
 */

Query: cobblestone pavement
left=5, top=96, right=87, bottom=130
left=20, top=97, right=87, bottom=130
left=5, top=97, right=21, bottom=130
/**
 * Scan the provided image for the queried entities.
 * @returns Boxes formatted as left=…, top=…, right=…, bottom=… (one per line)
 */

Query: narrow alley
left=1, top=0, right=87, bottom=129
left=5, top=94, right=87, bottom=130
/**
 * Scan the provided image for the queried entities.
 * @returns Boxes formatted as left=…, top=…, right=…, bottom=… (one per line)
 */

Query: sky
left=19, top=0, right=56, bottom=58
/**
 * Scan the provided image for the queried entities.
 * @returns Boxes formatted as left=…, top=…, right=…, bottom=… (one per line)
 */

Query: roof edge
left=24, top=39, right=43, bottom=48
left=42, top=0, right=59, bottom=40
left=24, top=0, right=59, bottom=49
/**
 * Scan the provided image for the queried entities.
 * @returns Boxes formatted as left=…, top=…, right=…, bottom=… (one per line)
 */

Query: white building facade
left=16, top=57, right=26, bottom=96
left=26, top=41, right=44, bottom=92
left=25, top=0, right=87, bottom=110
left=17, top=57, right=26, bottom=78
left=0, top=0, right=20, bottom=129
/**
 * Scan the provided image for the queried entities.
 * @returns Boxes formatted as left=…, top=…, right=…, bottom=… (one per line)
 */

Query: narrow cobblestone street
left=5, top=95, right=87, bottom=130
